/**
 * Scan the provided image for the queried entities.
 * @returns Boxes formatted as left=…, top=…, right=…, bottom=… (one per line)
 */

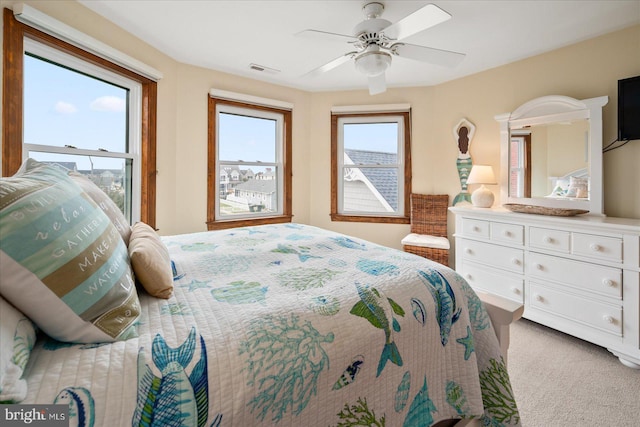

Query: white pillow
left=549, top=179, right=569, bottom=197
left=0, top=295, right=36, bottom=403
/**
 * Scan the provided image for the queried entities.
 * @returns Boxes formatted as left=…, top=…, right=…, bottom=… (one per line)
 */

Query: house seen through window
left=207, top=96, right=292, bottom=230
left=331, top=111, right=411, bottom=224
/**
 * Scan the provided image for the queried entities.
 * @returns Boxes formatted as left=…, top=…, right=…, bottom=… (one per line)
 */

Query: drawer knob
left=511, top=287, right=521, bottom=295
left=603, top=315, right=615, bottom=324
left=465, top=248, right=473, bottom=255
left=534, top=294, right=544, bottom=302
left=473, top=226, right=480, bottom=232
left=590, top=243, right=602, bottom=252
left=534, top=263, right=544, bottom=271
left=543, top=236, right=553, bottom=244
left=603, top=279, right=615, bottom=287
left=511, top=258, right=521, bottom=265
left=465, top=273, right=472, bottom=280
left=503, top=230, right=511, bottom=237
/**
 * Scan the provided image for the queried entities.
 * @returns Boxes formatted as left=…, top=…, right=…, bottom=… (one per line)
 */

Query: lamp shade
left=467, top=165, right=497, bottom=185
left=467, top=165, right=496, bottom=208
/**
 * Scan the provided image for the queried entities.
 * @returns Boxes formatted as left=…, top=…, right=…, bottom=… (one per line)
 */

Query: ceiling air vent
left=249, top=63, right=280, bottom=74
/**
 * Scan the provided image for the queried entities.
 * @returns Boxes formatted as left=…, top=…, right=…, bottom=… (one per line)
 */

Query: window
left=207, top=95, right=292, bottom=230
left=509, top=133, right=531, bottom=198
left=23, top=39, right=140, bottom=221
left=331, top=111, right=411, bottom=223
left=2, top=9, right=158, bottom=227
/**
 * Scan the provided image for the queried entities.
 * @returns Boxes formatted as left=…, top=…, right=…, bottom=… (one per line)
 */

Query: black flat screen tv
left=618, top=75, right=640, bottom=141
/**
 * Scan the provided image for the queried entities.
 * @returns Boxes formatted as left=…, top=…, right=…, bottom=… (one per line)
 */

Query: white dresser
left=450, top=206, right=640, bottom=368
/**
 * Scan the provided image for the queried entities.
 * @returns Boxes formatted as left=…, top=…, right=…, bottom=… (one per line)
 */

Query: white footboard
left=476, top=291, right=524, bottom=365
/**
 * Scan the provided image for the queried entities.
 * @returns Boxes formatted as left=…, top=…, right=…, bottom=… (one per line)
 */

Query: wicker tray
left=503, top=203, right=589, bottom=217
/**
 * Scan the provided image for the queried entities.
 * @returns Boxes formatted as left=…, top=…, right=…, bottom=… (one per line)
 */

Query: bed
left=545, top=167, right=589, bottom=199
left=1, top=160, right=521, bottom=426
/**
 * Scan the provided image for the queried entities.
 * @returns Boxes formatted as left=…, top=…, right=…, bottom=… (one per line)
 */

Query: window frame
left=509, top=133, right=532, bottom=198
left=2, top=8, right=158, bottom=227
left=207, top=96, right=292, bottom=230
left=22, top=37, right=142, bottom=222
left=331, top=111, right=411, bottom=224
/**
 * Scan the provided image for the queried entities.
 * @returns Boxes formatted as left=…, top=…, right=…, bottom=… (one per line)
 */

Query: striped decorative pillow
left=69, top=171, right=132, bottom=245
left=0, top=159, right=140, bottom=343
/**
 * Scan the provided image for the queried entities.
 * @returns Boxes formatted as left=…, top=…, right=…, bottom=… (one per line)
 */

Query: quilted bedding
left=21, top=223, right=520, bottom=426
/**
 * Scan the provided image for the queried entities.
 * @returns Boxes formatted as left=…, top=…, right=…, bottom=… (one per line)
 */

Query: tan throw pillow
left=128, top=222, right=173, bottom=299
left=0, top=159, right=140, bottom=343
left=566, top=176, right=589, bottom=198
left=68, top=171, right=132, bottom=245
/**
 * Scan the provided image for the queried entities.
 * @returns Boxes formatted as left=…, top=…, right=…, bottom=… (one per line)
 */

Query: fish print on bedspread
left=350, top=282, right=406, bottom=377
left=308, top=295, right=341, bottom=316
left=417, top=269, right=462, bottom=346
left=446, top=381, right=473, bottom=418
left=54, top=387, right=94, bottom=427
left=403, top=376, right=437, bottom=427
left=132, top=327, right=222, bottom=427
left=394, top=371, right=411, bottom=413
left=330, top=236, right=367, bottom=251
left=455, top=274, right=491, bottom=332
left=271, top=244, right=322, bottom=262
left=356, top=259, right=400, bottom=277
left=239, top=313, right=334, bottom=423
left=210, top=280, right=267, bottom=305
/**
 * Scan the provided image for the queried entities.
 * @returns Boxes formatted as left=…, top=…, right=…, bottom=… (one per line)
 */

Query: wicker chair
left=402, top=194, right=450, bottom=267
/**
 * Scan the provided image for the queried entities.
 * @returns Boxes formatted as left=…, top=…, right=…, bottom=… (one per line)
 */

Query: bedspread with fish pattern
left=21, top=223, right=520, bottom=426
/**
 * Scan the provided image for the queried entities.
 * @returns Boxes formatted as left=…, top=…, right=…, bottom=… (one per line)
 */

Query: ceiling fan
left=298, top=2, right=465, bottom=95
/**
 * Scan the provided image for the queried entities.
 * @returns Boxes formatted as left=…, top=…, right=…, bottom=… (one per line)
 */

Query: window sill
left=330, top=213, right=410, bottom=224
left=207, top=215, right=293, bottom=230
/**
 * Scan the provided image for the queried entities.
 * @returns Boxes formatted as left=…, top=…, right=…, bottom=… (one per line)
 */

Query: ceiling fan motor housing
left=362, top=1, right=385, bottom=19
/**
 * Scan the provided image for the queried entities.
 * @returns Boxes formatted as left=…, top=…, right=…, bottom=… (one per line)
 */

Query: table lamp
left=467, top=165, right=496, bottom=208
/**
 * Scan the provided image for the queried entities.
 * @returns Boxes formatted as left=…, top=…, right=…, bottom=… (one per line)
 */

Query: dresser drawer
left=572, top=233, right=623, bottom=263
left=459, top=239, right=524, bottom=273
left=462, top=218, right=489, bottom=239
left=528, top=252, right=621, bottom=299
left=461, top=262, right=523, bottom=303
left=529, top=282, right=622, bottom=336
left=530, top=227, right=570, bottom=253
left=490, top=222, right=524, bottom=245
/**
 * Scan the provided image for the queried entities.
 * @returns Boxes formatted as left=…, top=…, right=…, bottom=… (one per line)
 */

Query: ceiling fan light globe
left=355, top=51, right=391, bottom=76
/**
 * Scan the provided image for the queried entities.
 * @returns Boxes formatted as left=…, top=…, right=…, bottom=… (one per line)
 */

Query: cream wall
left=2, top=2, right=639, bottom=252
left=171, top=63, right=312, bottom=234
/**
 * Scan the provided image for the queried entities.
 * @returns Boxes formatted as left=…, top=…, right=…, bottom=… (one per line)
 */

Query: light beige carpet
left=507, top=319, right=640, bottom=426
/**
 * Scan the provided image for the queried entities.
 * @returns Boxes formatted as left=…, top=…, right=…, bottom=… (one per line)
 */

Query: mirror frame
left=496, top=95, right=608, bottom=216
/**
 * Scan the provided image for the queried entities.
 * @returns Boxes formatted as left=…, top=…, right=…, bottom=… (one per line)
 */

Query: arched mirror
left=496, top=95, right=608, bottom=216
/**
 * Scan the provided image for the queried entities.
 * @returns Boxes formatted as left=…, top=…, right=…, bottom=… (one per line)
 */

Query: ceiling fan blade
left=393, top=43, right=465, bottom=68
left=368, top=73, right=387, bottom=95
left=295, top=29, right=356, bottom=43
left=383, top=4, right=451, bottom=41
left=304, top=52, right=356, bottom=76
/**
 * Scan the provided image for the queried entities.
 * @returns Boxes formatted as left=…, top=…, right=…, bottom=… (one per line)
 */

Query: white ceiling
left=78, top=0, right=640, bottom=93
